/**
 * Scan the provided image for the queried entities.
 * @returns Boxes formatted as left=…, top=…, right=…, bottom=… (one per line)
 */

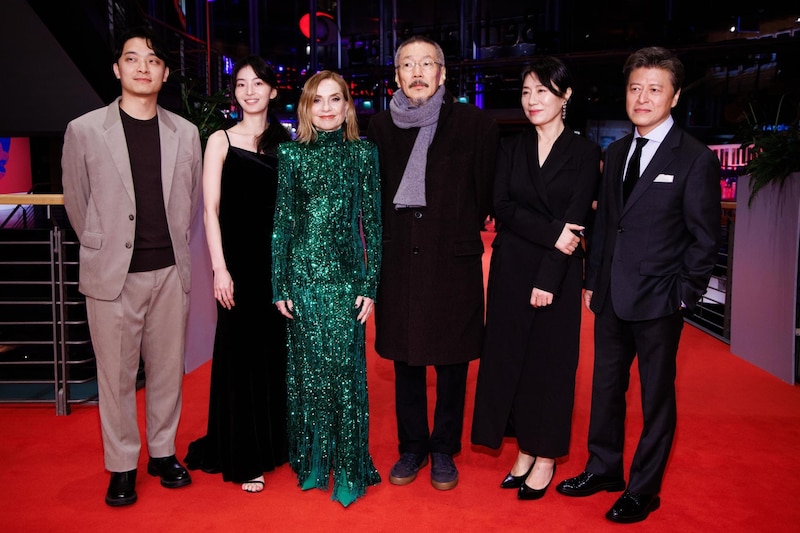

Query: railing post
left=52, top=224, right=70, bottom=415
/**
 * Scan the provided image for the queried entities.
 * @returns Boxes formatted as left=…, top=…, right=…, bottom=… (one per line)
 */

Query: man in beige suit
left=62, top=26, right=202, bottom=507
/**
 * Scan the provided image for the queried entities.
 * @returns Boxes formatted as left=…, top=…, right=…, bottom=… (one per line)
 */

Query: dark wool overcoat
left=366, top=91, right=498, bottom=366
left=471, top=127, right=601, bottom=455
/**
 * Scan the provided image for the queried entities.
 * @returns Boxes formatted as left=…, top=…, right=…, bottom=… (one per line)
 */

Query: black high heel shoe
left=500, top=463, right=534, bottom=489
left=518, top=462, right=556, bottom=500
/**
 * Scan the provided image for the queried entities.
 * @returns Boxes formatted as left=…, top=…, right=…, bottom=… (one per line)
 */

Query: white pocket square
left=654, top=174, right=674, bottom=183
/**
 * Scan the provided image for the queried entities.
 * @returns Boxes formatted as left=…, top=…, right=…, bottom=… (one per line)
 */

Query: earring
left=561, top=101, right=567, bottom=121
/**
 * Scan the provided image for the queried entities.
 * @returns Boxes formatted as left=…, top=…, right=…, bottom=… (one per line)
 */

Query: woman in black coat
left=471, top=57, right=601, bottom=500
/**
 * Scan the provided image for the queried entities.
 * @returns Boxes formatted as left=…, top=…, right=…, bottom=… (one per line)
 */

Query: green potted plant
left=729, top=92, right=800, bottom=385
left=170, top=71, right=232, bottom=148
left=738, top=94, right=800, bottom=207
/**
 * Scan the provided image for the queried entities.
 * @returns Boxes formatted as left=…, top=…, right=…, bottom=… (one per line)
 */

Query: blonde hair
left=295, top=70, right=360, bottom=143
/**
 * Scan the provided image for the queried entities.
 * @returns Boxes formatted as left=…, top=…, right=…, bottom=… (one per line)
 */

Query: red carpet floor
left=2, top=230, right=800, bottom=532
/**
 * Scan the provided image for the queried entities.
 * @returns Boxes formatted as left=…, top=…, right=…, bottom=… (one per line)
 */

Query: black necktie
left=622, top=137, right=648, bottom=205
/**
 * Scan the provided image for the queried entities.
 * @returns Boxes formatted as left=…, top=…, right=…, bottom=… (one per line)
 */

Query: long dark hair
left=231, top=55, right=291, bottom=154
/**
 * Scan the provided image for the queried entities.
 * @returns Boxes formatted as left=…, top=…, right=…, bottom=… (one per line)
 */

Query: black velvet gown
left=185, top=135, right=288, bottom=483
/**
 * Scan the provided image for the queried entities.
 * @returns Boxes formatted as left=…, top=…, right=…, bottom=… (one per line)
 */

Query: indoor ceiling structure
left=201, top=1, right=799, bottom=141
left=208, top=0, right=798, bottom=62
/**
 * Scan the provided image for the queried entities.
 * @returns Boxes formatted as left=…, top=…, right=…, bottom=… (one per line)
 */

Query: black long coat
left=366, top=92, right=498, bottom=366
left=471, top=127, right=600, bottom=456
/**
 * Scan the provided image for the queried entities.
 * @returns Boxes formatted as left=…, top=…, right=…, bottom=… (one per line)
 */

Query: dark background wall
left=1, top=0, right=798, bottom=192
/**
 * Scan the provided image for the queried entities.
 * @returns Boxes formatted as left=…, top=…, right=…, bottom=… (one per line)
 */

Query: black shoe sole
left=105, top=493, right=137, bottom=506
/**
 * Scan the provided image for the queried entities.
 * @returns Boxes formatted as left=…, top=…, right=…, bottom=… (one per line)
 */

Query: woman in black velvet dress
left=184, top=56, right=291, bottom=493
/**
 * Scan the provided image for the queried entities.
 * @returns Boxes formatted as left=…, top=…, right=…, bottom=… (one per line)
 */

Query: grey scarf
left=389, top=85, right=445, bottom=208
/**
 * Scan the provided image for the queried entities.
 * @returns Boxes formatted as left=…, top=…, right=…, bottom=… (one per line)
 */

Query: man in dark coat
left=366, top=35, right=498, bottom=491
left=556, top=47, right=721, bottom=523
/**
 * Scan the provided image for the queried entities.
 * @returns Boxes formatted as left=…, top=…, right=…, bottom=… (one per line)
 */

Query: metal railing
left=686, top=201, right=736, bottom=342
left=0, top=194, right=96, bottom=415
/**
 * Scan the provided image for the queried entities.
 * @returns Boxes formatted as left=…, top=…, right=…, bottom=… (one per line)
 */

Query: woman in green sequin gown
left=272, top=71, right=382, bottom=507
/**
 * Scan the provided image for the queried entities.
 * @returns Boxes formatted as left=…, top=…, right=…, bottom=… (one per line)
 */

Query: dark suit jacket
left=585, top=123, right=721, bottom=320
left=62, top=97, right=203, bottom=301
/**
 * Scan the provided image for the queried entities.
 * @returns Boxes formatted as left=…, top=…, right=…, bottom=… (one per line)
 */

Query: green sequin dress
left=271, top=129, right=382, bottom=506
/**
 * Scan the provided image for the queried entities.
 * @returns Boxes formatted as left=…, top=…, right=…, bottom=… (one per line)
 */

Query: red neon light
left=299, top=12, right=334, bottom=39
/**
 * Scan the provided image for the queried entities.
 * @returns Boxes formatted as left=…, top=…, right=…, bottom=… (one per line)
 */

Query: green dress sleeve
left=272, top=142, right=295, bottom=303
left=359, top=141, right=382, bottom=299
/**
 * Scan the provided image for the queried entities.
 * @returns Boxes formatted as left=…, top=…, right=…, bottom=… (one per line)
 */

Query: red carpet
left=2, top=230, right=800, bottom=532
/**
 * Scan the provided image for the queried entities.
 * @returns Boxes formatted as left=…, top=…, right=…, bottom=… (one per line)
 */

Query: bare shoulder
left=207, top=128, right=228, bottom=144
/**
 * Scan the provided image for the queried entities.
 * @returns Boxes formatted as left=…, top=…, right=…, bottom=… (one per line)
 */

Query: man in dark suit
left=556, top=47, right=721, bottom=523
left=62, top=26, right=202, bottom=506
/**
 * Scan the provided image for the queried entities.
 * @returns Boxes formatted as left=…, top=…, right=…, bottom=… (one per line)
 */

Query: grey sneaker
left=430, top=452, right=458, bottom=490
left=389, top=452, right=428, bottom=485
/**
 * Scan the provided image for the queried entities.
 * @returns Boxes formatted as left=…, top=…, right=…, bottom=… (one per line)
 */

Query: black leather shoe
left=147, top=455, right=192, bottom=488
left=500, top=463, right=534, bottom=489
left=556, top=471, right=625, bottom=497
left=606, top=490, right=660, bottom=523
left=105, top=469, right=137, bottom=506
left=518, top=462, right=555, bottom=500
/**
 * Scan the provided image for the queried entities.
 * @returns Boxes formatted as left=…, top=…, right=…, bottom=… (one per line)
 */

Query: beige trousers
left=86, top=265, right=189, bottom=472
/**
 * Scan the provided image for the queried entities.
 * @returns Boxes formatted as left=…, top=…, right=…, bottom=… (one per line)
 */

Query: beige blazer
left=62, top=97, right=203, bottom=301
